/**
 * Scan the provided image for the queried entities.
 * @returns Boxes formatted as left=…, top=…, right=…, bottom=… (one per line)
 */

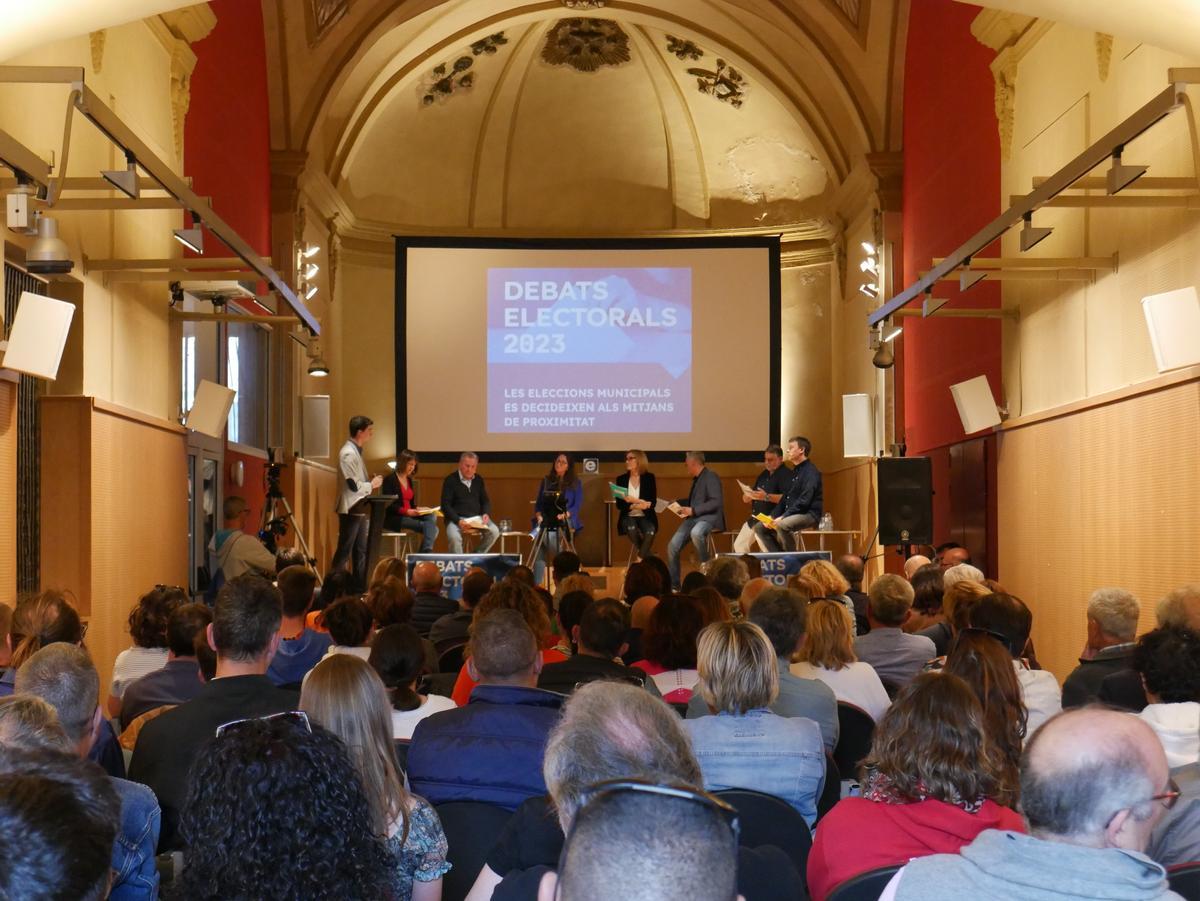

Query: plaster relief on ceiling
left=830, top=0, right=862, bottom=25
left=721, top=136, right=828, bottom=217
left=307, top=0, right=348, bottom=46
left=541, top=19, right=631, bottom=72
left=420, top=33, right=508, bottom=107
left=665, top=35, right=703, bottom=61
left=689, top=59, right=748, bottom=108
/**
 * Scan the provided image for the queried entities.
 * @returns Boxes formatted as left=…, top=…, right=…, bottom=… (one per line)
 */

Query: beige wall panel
left=0, top=379, right=16, bottom=604
left=781, top=266, right=833, bottom=458
left=997, top=380, right=1200, bottom=683
left=823, top=460, right=880, bottom=581
left=284, top=458, right=339, bottom=572
left=40, top=398, right=93, bottom=613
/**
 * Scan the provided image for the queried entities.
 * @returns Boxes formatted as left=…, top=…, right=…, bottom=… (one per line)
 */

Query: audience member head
left=623, top=561, right=663, bottom=604
left=469, top=609, right=541, bottom=686
left=557, top=591, right=594, bottom=645
left=798, top=597, right=858, bottom=671
left=301, top=653, right=408, bottom=837
left=210, top=575, right=282, bottom=668
left=127, top=585, right=186, bottom=650
left=370, top=555, right=406, bottom=588
left=910, top=564, right=945, bottom=617
left=505, top=565, right=537, bottom=587
left=368, top=624, right=425, bottom=713
left=314, top=570, right=356, bottom=612
left=864, top=671, right=1009, bottom=806
left=748, top=587, right=806, bottom=660
left=966, top=593, right=1032, bottom=661
left=938, top=543, right=971, bottom=568
left=321, top=596, right=373, bottom=648
left=542, top=680, right=702, bottom=830
left=868, top=573, right=915, bottom=627
left=943, top=562, right=985, bottom=589
left=0, top=746, right=120, bottom=901
left=680, top=570, right=709, bottom=594
left=577, top=599, right=630, bottom=659
left=472, top=578, right=553, bottom=648
left=9, top=590, right=84, bottom=670
left=740, top=554, right=763, bottom=579
left=14, top=643, right=99, bottom=756
left=166, top=602, right=213, bottom=659
left=945, top=630, right=1026, bottom=802
left=641, top=556, right=672, bottom=596
left=902, top=555, right=932, bottom=580
left=1086, top=587, right=1140, bottom=649
left=1156, top=585, right=1200, bottom=631
left=0, top=695, right=70, bottom=752
left=274, top=546, right=306, bottom=575
left=179, top=716, right=391, bottom=898
left=461, top=568, right=494, bottom=609
left=738, top=577, right=772, bottom=616
left=786, top=574, right=822, bottom=601
left=1020, top=708, right=1171, bottom=852
left=557, top=573, right=595, bottom=601
left=642, top=595, right=705, bottom=671
left=366, top=576, right=414, bottom=629
left=222, top=494, right=251, bottom=526
left=278, top=565, right=318, bottom=620
left=410, top=561, right=443, bottom=594
left=983, top=578, right=1006, bottom=595
left=1133, top=626, right=1200, bottom=704
left=696, top=620, right=778, bottom=715
left=944, top=579, right=991, bottom=634
left=552, top=551, right=582, bottom=585
left=835, top=554, right=865, bottom=590
left=706, top=557, right=749, bottom=602
left=692, top=587, right=732, bottom=625
left=629, top=594, right=660, bottom=630
left=800, top=559, right=850, bottom=600
left=543, top=781, right=739, bottom=901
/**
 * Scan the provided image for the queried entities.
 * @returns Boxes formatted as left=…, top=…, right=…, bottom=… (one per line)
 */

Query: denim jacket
left=110, top=777, right=161, bottom=900
left=683, top=708, right=825, bottom=827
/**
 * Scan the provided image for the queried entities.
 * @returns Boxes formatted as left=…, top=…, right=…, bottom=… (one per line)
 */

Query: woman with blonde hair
left=799, top=559, right=858, bottom=634
left=1, top=591, right=85, bottom=697
left=301, top=653, right=450, bottom=900
left=792, top=598, right=890, bottom=721
left=614, top=448, right=657, bottom=561
left=684, top=620, right=825, bottom=826
left=370, top=555, right=407, bottom=589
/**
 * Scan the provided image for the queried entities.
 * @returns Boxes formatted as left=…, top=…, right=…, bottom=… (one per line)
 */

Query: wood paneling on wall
left=40, top=397, right=189, bottom=700
left=997, top=378, right=1200, bottom=683
left=0, top=377, right=15, bottom=604
left=281, top=457, right=339, bottom=570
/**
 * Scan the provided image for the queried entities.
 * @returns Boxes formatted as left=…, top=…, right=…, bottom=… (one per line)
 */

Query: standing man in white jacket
left=331, top=415, right=382, bottom=589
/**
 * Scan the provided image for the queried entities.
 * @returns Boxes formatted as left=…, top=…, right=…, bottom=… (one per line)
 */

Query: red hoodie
left=807, top=796, right=1025, bottom=900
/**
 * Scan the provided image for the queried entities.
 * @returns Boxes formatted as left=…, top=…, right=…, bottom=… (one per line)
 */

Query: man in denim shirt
left=15, top=644, right=161, bottom=900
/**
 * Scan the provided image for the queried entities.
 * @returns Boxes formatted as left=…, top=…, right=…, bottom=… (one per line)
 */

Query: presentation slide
left=398, top=238, right=779, bottom=458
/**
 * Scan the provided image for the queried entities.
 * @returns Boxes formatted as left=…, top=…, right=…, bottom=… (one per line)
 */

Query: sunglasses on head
left=215, top=710, right=312, bottom=739
left=958, top=626, right=1017, bottom=657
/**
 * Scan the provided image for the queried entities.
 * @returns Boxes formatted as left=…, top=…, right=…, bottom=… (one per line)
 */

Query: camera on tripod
left=259, top=447, right=289, bottom=551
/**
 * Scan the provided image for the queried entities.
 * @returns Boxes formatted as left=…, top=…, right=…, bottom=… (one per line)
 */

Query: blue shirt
left=771, top=459, right=823, bottom=520
left=110, top=777, right=161, bottom=900
left=267, top=628, right=334, bottom=687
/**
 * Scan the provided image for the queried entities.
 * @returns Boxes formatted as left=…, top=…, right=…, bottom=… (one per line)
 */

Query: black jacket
left=412, top=592, right=459, bottom=637
left=441, top=472, right=491, bottom=524
left=615, top=471, right=657, bottom=531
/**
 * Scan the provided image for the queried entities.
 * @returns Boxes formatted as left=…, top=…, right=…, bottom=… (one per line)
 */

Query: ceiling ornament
left=541, top=19, right=631, bottom=73
left=89, top=30, right=105, bottom=74
left=665, top=35, right=702, bottom=62
left=829, top=0, right=861, bottom=26
left=420, top=33, right=508, bottom=107
left=688, top=58, right=747, bottom=109
left=306, top=0, right=348, bottom=46
left=560, top=0, right=607, bottom=8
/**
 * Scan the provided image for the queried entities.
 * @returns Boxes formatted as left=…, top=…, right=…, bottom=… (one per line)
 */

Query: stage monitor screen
left=397, top=236, right=779, bottom=459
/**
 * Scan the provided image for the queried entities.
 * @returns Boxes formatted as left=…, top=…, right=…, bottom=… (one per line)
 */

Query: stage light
left=959, top=259, right=986, bottom=292
left=872, top=341, right=894, bottom=369
left=305, top=336, right=329, bottom=377
left=173, top=212, right=203, bottom=253
left=1106, top=147, right=1148, bottom=195
left=387, top=460, right=398, bottom=470
left=860, top=258, right=878, bottom=275
left=301, top=243, right=321, bottom=258
left=101, top=152, right=139, bottom=200
left=859, top=283, right=878, bottom=299
left=304, top=283, right=318, bottom=300
left=303, top=262, right=319, bottom=280
left=861, top=241, right=876, bottom=255
left=1019, top=212, right=1053, bottom=252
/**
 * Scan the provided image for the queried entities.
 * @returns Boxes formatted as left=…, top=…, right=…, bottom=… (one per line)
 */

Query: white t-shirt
left=791, top=660, right=891, bottom=722
left=390, top=694, right=458, bottom=741
left=1016, top=662, right=1061, bottom=736
left=110, top=647, right=169, bottom=699
left=627, top=479, right=643, bottom=517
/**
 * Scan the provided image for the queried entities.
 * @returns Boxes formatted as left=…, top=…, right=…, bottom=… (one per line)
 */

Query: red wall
left=183, top=0, right=271, bottom=257
left=901, top=0, right=1002, bottom=458
left=223, top=449, right=269, bottom=536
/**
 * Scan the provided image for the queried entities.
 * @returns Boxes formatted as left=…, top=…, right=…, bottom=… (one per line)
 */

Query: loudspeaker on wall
left=842, top=393, right=874, bottom=458
left=1142, top=286, right=1200, bottom=374
left=188, top=380, right=235, bottom=439
left=1, top=291, right=74, bottom=380
left=877, top=456, right=933, bottom=546
left=301, top=395, right=331, bottom=459
left=950, top=375, right=1001, bottom=435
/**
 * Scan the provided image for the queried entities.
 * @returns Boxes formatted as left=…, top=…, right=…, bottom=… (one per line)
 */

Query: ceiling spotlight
left=1019, top=211, right=1053, bottom=252
left=173, top=212, right=203, bottom=254
left=26, top=213, right=74, bottom=275
left=303, top=262, right=319, bottom=280
left=306, top=336, right=329, bottom=377
left=860, top=258, right=878, bottom=275
left=872, top=340, right=894, bottom=369
left=304, top=283, right=318, bottom=300
left=861, top=241, right=876, bottom=255
left=307, top=357, right=329, bottom=377
left=859, top=283, right=878, bottom=299
left=301, top=243, right=321, bottom=259
left=100, top=151, right=139, bottom=200
left=1106, top=146, right=1148, bottom=195
left=387, top=460, right=398, bottom=470
left=959, top=259, right=987, bottom=292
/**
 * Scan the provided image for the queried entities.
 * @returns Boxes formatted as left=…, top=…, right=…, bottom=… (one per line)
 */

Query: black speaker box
left=877, top=456, right=933, bottom=545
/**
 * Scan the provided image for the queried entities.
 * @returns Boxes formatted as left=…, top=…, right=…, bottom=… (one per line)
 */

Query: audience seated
left=429, top=567, right=492, bottom=646
left=793, top=597, right=891, bottom=721
left=689, top=586, right=838, bottom=751
left=128, top=574, right=298, bottom=850
left=367, top=576, right=417, bottom=629
left=266, top=565, right=331, bottom=687
left=371, top=554, right=408, bottom=588
left=902, top=554, right=932, bottom=580
left=685, top=620, right=825, bottom=826
left=369, top=624, right=456, bottom=740
left=212, top=495, right=278, bottom=585
left=1062, top=587, right=1141, bottom=708
left=937, top=544, right=971, bottom=568
left=622, top=561, right=664, bottom=604
left=178, top=715, right=393, bottom=898
left=800, top=559, right=859, bottom=634
left=942, top=562, right=985, bottom=589
left=408, top=609, right=562, bottom=809
left=739, top=577, right=772, bottom=617
left=274, top=546, right=307, bottom=575
left=305, top=570, right=356, bottom=632
left=707, top=556, right=750, bottom=607
left=551, top=589, right=594, bottom=656
left=15, top=643, right=161, bottom=899
left=835, top=554, right=871, bottom=632
left=966, top=593, right=1061, bottom=735
left=693, top=585, right=734, bottom=625
left=1133, top=626, right=1200, bottom=768
left=623, top=591, right=659, bottom=665
left=0, top=745, right=120, bottom=901
left=808, top=672, right=1024, bottom=900
left=630, top=594, right=705, bottom=703
left=470, top=680, right=803, bottom=901
left=538, top=598, right=654, bottom=695
left=318, top=595, right=375, bottom=663
left=551, top=550, right=582, bottom=591
left=0, top=694, right=69, bottom=748
left=854, top=575, right=936, bottom=688
left=1102, top=585, right=1200, bottom=712
left=905, top=564, right=947, bottom=648
left=681, top=570, right=710, bottom=595
left=1, top=590, right=85, bottom=697
left=119, top=602, right=212, bottom=729
left=301, top=653, right=451, bottom=899
left=108, top=586, right=185, bottom=718
left=879, top=707, right=1180, bottom=900
left=411, top=562, right=457, bottom=637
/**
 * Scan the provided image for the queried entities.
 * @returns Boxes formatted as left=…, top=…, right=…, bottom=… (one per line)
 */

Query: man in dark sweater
left=128, top=575, right=298, bottom=850
left=538, top=599, right=657, bottom=696
left=430, top=567, right=493, bottom=646
left=1062, top=587, right=1140, bottom=708
left=754, top=436, right=822, bottom=552
left=119, top=602, right=212, bottom=729
left=441, top=452, right=500, bottom=552
left=410, top=561, right=458, bottom=637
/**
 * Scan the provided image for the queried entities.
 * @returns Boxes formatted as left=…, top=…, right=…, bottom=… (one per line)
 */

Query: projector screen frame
left=395, top=234, right=782, bottom=462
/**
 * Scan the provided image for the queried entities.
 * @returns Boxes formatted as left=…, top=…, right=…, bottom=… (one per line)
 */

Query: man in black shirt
left=733, top=444, right=793, bottom=554
left=429, top=568, right=493, bottom=646
left=441, top=451, right=501, bottom=552
left=754, top=436, right=822, bottom=552
left=409, top=562, right=458, bottom=637
left=538, top=599, right=656, bottom=696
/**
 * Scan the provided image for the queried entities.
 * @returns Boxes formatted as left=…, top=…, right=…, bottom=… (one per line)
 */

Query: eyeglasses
left=625, top=455, right=637, bottom=461
left=1105, top=778, right=1181, bottom=829
left=215, top=710, right=312, bottom=739
left=958, top=626, right=1016, bottom=656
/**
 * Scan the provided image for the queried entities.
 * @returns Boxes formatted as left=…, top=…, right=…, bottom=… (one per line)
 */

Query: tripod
left=259, top=455, right=322, bottom=585
left=525, top=489, right=575, bottom=578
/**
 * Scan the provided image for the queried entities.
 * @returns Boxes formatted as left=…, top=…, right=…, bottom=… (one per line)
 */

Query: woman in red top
left=807, top=671, right=1025, bottom=900
left=382, top=449, right=438, bottom=552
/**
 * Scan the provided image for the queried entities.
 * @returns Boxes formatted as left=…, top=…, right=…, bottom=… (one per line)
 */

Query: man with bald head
left=902, top=555, right=932, bottom=580
left=936, top=543, right=971, bottom=569
left=880, top=708, right=1183, bottom=900
left=409, top=560, right=456, bottom=636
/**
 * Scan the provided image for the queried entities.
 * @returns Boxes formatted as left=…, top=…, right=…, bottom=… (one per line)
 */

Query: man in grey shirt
left=687, top=586, right=838, bottom=753
left=853, top=574, right=936, bottom=690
